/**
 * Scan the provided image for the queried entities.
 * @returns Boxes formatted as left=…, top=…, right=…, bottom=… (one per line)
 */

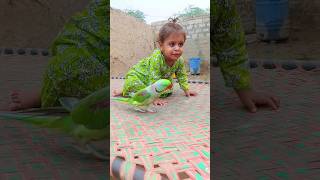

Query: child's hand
left=236, top=89, right=280, bottom=113
left=184, top=90, right=197, bottom=97
left=153, top=99, right=168, bottom=106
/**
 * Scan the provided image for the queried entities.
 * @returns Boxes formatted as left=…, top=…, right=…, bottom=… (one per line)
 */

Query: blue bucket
left=256, top=0, right=289, bottom=41
left=189, top=57, right=201, bottom=75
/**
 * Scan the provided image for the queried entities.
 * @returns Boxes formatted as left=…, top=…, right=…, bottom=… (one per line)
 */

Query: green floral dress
left=123, top=49, right=189, bottom=97
left=212, top=0, right=251, bottom=90
left=40, top=0, right=108, bottom=107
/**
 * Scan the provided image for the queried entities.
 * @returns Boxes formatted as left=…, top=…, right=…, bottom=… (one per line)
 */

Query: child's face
left=159, top=32, right=185, bottom=64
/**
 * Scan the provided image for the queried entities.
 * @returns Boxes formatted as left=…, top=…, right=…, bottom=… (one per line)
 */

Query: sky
left=110, top=0, right=210, bottom=24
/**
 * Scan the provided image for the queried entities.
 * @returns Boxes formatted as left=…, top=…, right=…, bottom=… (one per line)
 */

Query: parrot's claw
left=86, top=144, right=109, bottom=160
left=71, top=143, right=91, bottom=154
left=134, top=106, right=157, bottom=113
left=72, top=143, right=108, bottom=160
left=147, top=107, right=157, bottom=113
left=134, top=107, right=147, bottom=113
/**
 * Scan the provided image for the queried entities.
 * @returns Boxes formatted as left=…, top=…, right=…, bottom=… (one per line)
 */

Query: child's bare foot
left=112, top=90, right=123, bottom=97
left=9, top=90, right=41, bottom=111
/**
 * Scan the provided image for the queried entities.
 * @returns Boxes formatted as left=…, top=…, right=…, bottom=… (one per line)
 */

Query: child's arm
left=176, top=59, right=197, bottom=97
left=148, top=69, right=162, bottom=84
left=212, top=0, right=279, bottom=112
left=175, top=59, right=189, bottom=91
left=212, top=0, right=251, bottom=91
left=148, top=52, right=164, bottom=85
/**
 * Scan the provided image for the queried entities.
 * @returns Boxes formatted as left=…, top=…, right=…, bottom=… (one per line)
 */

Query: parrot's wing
left=112, top=97, right=144, bottom=106
left=111, top=97, right=129, bottom=103
left=68, top=87, right=110, bottom=130
left=59, top=97, right=80, bottom=112
left=132, top=89, right=152, bottom=104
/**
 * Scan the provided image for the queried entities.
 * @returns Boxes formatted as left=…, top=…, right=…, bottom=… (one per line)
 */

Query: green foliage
left=125, top=9, right=146, bottom=22
left=176, top=5, right=209, bottom=18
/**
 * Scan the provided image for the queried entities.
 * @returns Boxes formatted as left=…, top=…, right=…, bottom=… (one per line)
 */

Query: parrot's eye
left=155, top=87, right=161, bottom=93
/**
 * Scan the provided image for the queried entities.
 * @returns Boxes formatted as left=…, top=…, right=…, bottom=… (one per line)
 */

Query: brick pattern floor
left=110, top=79, right=210, bottom=179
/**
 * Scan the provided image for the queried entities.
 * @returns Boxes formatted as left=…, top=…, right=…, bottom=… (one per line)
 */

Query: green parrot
left=0, top=87, right=109, bottom=160
left=112, top=79, right=173, bottom=112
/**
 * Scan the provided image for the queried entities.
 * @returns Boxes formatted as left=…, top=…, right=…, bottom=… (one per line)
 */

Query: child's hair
left=158, top=17, right=186, bottom=43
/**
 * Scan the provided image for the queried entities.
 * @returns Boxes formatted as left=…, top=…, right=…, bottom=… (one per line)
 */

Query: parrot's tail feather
left=17, top=107, right=69, bottom=116
left=71, top=143, right=91, bottom=154
left=0, top=111, right=73, bottom=133
left=86, top=144, right=109, bottom=160
left=111, top=97, right=130, bottom=104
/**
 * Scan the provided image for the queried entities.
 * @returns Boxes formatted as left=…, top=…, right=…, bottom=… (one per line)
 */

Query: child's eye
left=169, top=42, right=175, bottom=47
left=178, top=43, right=184, bottom=47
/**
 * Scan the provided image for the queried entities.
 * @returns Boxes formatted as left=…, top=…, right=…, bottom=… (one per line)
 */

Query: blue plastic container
left=256, top=0, right=289, bottom=41
left=189, top=57, right=201, bottom=75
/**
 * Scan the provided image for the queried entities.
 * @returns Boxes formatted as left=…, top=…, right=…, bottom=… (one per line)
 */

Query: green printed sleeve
left=175, top=58, right=189, bottom=91
left=212, top=0, right=251, bottom=90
